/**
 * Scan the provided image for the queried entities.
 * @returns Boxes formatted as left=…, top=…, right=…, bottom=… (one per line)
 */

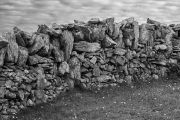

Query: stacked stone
left=68, top=17, right=177, bottom=89
left=0, top=16, right=179, bottom=116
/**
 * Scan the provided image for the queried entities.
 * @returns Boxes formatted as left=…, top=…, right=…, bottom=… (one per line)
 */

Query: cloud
left=0, top=0, right=180, bottom=34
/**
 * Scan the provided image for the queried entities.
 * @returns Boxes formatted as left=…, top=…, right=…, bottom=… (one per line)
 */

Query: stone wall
left=0, top=17, right=180, bottom=116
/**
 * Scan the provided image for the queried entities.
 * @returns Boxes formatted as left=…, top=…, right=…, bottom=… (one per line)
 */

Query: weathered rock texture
left=0, top=17, right=180, bottom=117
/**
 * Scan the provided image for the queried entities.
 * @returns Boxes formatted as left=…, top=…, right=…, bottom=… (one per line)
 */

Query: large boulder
left=57, top=61, right=69, bottom=76
left=90, top=25, right=106, bottom=42
left=13, top=27, right=33, bottom=47
left=28, top=34, right=50, bottom=56
left=139, top=24, right=155, bottom=45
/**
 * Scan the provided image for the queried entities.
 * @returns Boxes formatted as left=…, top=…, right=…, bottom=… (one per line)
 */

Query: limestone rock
left=0, top=47, right=7, bottom=66
left=53, top=48, right=64, bottom=63
left=88, top=18, right=100, bottom=24
left=74, top=41, right=101, bottom=52
left=97, top=75, right=112, bottom=83
left=133, top=21, right=139, bottom=49
left=61, top=30, right=74, bottom=61
left=93, top=66, right=101, bottom=77
left=3, top=32, right=19, bottom=63
left=28, top=34, right=50, bottom=56
left=125, top=75, right=132, bottom=84
left=139, top=24, right=154, bottom=44
left=0, top=87, right=5, bottom=98
left=72, top=31, right=84, bottom=42
left=102, top=17, right=114, bottom=24
left=0, top=36, right=9, bottom=49
left=68, top=57, right=81, bottom=80
left=90, top=25, right=106, bottom=42
left=13, top=27, right=33, bottom=47
left=154, top=44, right=167, bottom=50
left=57, top=61, right=69, bottom=76
left=114, top=48, right=127, bottom=56
left=35, top=67, right=47, bottom=90
left=50, top=23, right=63, bottom=35
left=102, top=35, right=117, bottom=48
left=147, top=18, right=161, bottom=27
left=34, top=90, right=47, bottom=103
left=28, top=54, right=53, bottom=65
left=90, top=56, right=97, bottom=64
left=17, top=90, right=24, bottom=101
left=74, top=25, right=92, bottom=42
left=17, top=46, right=28, bottom=66
left=123, top=28, right=134, bottom=47
left=116, top=56, right=126, bottom=65
left=37, top=34, right=50, bottom=56
left=5, top=80, right=14, bottom=88
left=112, top=23, right=120, bottom=39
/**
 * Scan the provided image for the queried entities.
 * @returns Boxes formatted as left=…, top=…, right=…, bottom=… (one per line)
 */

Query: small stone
left=125, top=75, right=132, bottom=84
left=57, top=61, right=69, bottom=76
left=116, top=56, right=126, bottom=65
left=154, top=44, right=167, bottom=50
left=0, top=87, right=5, bottom=98
left=102, top=35, right=117, bottom=48
left=17, top=90, right=24, bottom=101
left=90, top=56, right=97, bottom=64
left=153, top=74, right=159, bottom=80
left=27, top=99, right=34, bottom=106
left=34, top=90, right=47, bottom=103
left=5, top=90, right=16, bottom=99
left=117, top=79, right=124, bottom=83
left=114, top=48, right=127, bottom=56
left=93, top=66, right=101, bottom=77
left=5, top=80, right=14, bottom=88
left=97, top=75, right=112, bottom=83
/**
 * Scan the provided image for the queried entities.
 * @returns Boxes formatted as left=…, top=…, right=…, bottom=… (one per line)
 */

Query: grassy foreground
left=11, top=76, right=180, bottom=120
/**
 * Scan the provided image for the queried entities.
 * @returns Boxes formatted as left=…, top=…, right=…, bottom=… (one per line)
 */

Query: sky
left=0, top=0, right=180, bottom=34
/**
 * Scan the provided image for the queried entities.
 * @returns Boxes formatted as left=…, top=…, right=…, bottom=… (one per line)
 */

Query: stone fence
left=0, top=17, right=180, bottom=116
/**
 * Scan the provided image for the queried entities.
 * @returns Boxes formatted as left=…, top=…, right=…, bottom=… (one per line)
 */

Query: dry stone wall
left=0, top=17, right=180, bottom=116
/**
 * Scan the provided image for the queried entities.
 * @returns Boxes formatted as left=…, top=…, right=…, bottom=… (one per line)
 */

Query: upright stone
left=17, top=46, right=28, bottom=66
left=3, top=32, right=19, bottom=63
left=61, top=30, right=74, bottom=61
left=0, top=47, right=7, bottom=66
left=133, top=21, right=139, bottom=49
left=0, top=36, right=9, bottom=49
left=68, top=56, right=81, bottom=80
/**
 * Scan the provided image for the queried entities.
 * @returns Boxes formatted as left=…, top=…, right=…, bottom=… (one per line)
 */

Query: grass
left=11, top=75, right=180, bottom=120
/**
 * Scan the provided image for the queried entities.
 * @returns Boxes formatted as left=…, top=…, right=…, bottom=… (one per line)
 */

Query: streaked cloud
left=0, top=0, right=180, bottom=34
